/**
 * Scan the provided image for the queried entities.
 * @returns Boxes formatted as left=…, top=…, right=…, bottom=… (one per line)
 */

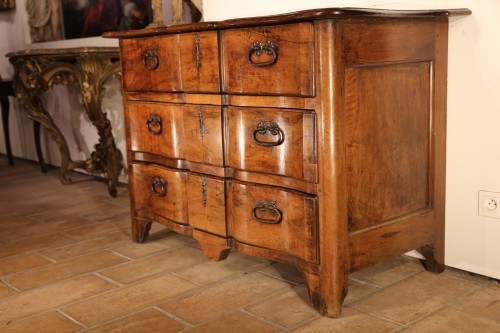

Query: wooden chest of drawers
left=106, top=7, right=471, bottom=317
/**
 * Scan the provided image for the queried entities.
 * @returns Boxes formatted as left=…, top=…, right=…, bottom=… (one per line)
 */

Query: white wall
left=0, top=0, right=499, bottom=280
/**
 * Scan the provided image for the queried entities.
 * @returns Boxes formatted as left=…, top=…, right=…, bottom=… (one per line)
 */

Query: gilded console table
left=7, top=47, right=123, bottom=196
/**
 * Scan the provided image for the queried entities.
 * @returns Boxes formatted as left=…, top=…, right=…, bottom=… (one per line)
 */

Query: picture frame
left=62, top=0, right=151, bottom=40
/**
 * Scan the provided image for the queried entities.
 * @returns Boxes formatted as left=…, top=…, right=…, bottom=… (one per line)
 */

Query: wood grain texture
left=227, top=181, right=318, bottom=264
left=184, top=105, right=223, bottom=167
left=221, top=23, right=314, bottom=96
left=121, top=35, right=181, bottom=92
left=129, top=163, right=188, bottom=224
left=187, top=174, right=226, bottom=236
left=125, top=102, right=185, bottom=160
left=225, top=106, right=317, bottom=182
left=345, top=62, right=431, bottom=232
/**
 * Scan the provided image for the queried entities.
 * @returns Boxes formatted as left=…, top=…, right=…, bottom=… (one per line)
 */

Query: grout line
left=239, top=308, right=288, bottom=331
left=345, top=304, right=406, bottom=327
left=153, top=306, right=195, bottom=329
left=56, top=308, right=86, bottom=330
left=92, top=272, right=125, bottom=288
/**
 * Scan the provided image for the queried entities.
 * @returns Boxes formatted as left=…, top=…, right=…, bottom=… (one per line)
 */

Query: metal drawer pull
left=143, top=48, right=159, bottom=70
left=252, top=200, right=283, bottom=224
left=146, top=114, right=162, bottom=135
left=252, top=121, right=285, bottom=147
left=247, top=41, right=278, bottom=67
left=151, top=176, right=167, bottom=197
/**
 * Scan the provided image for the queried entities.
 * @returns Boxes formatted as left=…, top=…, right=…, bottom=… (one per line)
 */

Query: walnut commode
left=105, top=8, right=471, bottom=317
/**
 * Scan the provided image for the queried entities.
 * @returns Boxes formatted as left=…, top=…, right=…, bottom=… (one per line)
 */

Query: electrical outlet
left=478, top=190, right=500, bottom=218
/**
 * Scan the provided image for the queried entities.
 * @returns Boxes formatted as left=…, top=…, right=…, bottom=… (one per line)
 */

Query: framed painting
left=0, top=0, right=15, bottom=11
left=62, top=0, right=151, bottom=39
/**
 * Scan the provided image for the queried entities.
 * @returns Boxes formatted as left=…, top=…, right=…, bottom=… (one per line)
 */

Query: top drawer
left=221, top=23, right=314, bottom=97
left=121, top=31, right=220, bottom=93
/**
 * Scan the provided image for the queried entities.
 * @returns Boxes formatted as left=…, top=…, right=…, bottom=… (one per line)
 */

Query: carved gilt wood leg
left=33, top=120, right=48, bottom=172
left=77, top=56, right=123, bottom=197
left=27, top=96, right=75, bottom=184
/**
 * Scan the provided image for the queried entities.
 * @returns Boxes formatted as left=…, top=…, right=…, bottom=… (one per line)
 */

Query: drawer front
left=129, top=163, right=188, bottom=224
left=226, top=107, right=317, bottom=182
left=180, top=31, right=220, bottom=93
left=120, top=35, right=181, bottom=92
left=125, top=102, right=185, bottom=160
left=184, top=105, right=223, bottom=166
left=227, top=182, right=317, bottom=263
left=187, top=174, right=226, bottom=236
left=222, top=23, right=314, bottom=96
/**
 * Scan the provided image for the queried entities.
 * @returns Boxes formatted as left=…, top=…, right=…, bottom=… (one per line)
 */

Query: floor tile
left=451, top=283, right=500, bottom=323
left=0, top=217, right=95, bottom=243
left=344, top=279, right=380, bottom=305
left=175, top=251, right=269, bottom=285
left=0, top=282, right=16, bottom=299
left=0, top=275, right=117, bottom=325
left=39, top=231, right=131, bottom=261
left=4, top=251, right=129, bottom=291
left=258, top=262, right=305, bottom=284
left=184, top=311, right=280, bottom=333
left=245, top=285, right=318, bottom=328
left=0, top=254, right=51, bottom=276
left=349, top=256, right=423, bottom=287
left=0, top=311, right=82, bottom=333
left=0, top=233, right=73, bottom=259
left=61, top=214, right=130, bottom=239
left=289, top=307, right=400, bottom=332
left=84, top=308, right=185, bottom=333
left=159, top=272, right=291, bottom=324
left=60, top=274, right=198, bottom=327
left=100, top=246, right=207, bottom=285
left=399, top=306, right=500, bottom=332
left=351, top=272, right=480, bottom=324
left=442, top=267, right=493, bottom=285
left=110, top=232, right=194, bottom=259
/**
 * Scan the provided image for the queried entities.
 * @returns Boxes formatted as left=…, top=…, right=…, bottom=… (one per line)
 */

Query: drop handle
left=252, top=121, right=285, bottom=147
left=252, top=200, right=283, bottom=224
left=143, top=48, right=159, bottom=70
left=247, top=41, right=278, bottom=67
left=151, top=176, right=167, bottom=197
left=146, top=114, right=162, bottom=135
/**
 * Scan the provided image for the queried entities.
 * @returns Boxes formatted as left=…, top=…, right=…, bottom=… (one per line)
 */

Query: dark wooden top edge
left=6, top=47, right=119, bottom=59
left=103, top=7, right=471, bottom=39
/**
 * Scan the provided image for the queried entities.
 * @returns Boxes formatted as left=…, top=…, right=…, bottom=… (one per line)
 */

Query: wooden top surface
left=104, top=7, right=471, bottom=39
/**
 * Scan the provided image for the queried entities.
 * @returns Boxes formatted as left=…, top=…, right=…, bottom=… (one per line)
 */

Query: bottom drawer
left=129, top=163, right=188, bottom=224
left=227, top=181, right=318, bottom=263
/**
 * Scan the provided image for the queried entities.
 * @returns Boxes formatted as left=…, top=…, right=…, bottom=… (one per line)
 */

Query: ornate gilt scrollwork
left=8, top=48, right=123, bottom=196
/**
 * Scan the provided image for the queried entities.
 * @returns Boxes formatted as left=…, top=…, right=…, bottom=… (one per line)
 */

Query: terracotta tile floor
left=1, top=156, right=499, bottom=332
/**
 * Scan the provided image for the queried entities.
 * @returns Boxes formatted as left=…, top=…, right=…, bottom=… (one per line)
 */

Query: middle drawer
left=226, top=106, right=317, bottom=182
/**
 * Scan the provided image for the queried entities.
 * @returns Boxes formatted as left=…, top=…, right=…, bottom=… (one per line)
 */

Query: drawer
left=125, top=102, right=185, bottom=160
left=184, top=105, right=223, bottom=166
left=226, top=107, right=317, bottom=182
left=221, top=23, right=314, bottom=96
left=120, top=35, right=181, bottom=92
left=179, top=31, right=220, bottom=93
left=187, top=174, right=226, bottom=236
left=228, top=182, right=317, bottom=263
left=129, top=163, right=188, bottom=224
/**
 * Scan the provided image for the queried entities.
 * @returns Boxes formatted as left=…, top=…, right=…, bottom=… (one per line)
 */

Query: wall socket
left=478, top=190, right=500, bottom=218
